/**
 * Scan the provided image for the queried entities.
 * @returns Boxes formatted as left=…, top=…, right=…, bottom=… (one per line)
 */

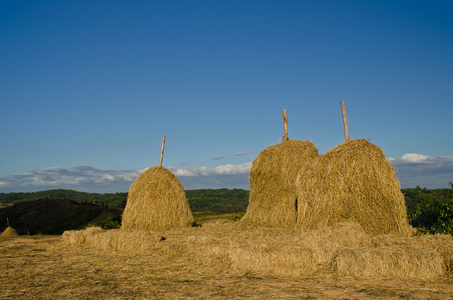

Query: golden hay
left=122, top=166, right=194, bottom=232
left=333, top=248, right=443, bottom=279
left=296, top=139, right=411, bottom=236
left=240, top=140, right=319, bottom=228
left=157, top=223, right=448, bottom=279
left=63, top=222, right=451, bottom=279
left=0, top=227, right=19, bottom=237
left=62, top=227, right=165, bottom=253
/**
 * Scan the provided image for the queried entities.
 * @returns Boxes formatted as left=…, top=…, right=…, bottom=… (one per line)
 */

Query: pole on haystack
left=159, top=135, right=166, bottom=167
left=340, top=101, right=350, bottom=140
left=6, top=218, right=9, bottom=228
left=282, top=109, right=289, bottom=141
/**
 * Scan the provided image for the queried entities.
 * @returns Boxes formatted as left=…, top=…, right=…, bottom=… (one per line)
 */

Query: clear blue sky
left=1, top=0, right=452, bottom=193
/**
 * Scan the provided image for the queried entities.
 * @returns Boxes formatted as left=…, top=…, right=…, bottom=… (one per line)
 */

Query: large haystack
left=122, top=166, right=194, bottom=232
left=296, top=138, right=411, bottom=236
left=240, top=140, right=319, bottom=228
left=1, top=226, right=19, bottom=237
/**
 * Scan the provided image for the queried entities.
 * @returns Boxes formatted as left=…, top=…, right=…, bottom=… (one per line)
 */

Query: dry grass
left=240, top=140, right=319, bottom=228
left=3, top=226, right=453, bottom=299
left=4, top=235, right=453, bottom=299
left=0, top=226, right=18, bottom=237
left=63, top=227, right=165, bottom=253
left=62, top=222, right=453, bottom=280
left=122, top=166, right=194, bottom=231
left=296, top=139, right=411, bottom=237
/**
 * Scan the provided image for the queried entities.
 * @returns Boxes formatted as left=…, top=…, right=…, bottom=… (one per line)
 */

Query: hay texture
left=158, top=222, right=449, bottom=279
left=122, top=166, right=193, bottom=232
left=296, top=139, right=411, bottom=236
left=0, top=227, right=18, bottom=237
left=62, top=227, right=165, bottom=253
left=241, top=140, right=319, bottom=228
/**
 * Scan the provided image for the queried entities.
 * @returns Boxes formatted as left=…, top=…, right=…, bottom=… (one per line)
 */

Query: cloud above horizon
left=211, top=151, right=253, bottom=160
left=388, top=153, right=453, bottom=188
left=0, top=153, right=452, bottom=193
left=0, top=165, right=143, bottom=193
left=0, top=162, right=253, bottom=193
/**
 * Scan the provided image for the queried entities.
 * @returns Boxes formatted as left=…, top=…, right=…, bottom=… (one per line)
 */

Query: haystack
left=240, top=140, right=319, bottom=228
left=122, top=166, right=194, bottom=232
left=1, top=226, right=19, bottom=237
left=295, top=138, right=411, bottom=236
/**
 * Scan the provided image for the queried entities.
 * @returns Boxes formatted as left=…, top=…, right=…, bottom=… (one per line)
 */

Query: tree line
left=1, top=186, right=452, bottom=234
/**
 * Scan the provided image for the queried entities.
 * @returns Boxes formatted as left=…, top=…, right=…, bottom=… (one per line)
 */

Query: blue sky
left=1, top=0, right=452, bottom=193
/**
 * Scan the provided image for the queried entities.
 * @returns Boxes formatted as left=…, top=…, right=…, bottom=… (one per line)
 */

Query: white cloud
left=0, top=163, right=253, bottom=193
left=170, top=162, right=252, bottom=176
left=388, top=153, right=453, bottom=188
left=388, top=153, right=433, bottom=164
left=0, top=166, right=142, bottom=193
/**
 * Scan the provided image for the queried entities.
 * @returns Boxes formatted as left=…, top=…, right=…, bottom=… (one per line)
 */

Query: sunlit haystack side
left=122, top=166, right=194, bottom=232
left=240, top=140, right=319, bottom=228
left=333, top=232, right=453, bottom=279
left=62, top=227, right=164, bottom=253
left=0, top=226, right=19, bottom=237
left=299, top=222, right=372, bottom=266
left=155, top=222, right=451, bottom=279
left=333, top=248, right=444, bottom=279
left=295, top=138, right=411, bottom=236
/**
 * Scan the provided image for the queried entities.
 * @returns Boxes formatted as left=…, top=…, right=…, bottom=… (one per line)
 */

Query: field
left=2, top=221, right=453, bottom=299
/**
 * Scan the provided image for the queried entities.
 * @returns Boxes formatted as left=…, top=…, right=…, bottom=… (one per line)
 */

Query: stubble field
left=2, top=225, right=453, bottom=299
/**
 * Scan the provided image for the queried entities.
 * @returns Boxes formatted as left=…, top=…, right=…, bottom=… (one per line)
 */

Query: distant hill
left=0, top=189, right=128, bottom=207
left=0, top=199, right=122, bottom=235
left=0, top=188, right=250, bottom=214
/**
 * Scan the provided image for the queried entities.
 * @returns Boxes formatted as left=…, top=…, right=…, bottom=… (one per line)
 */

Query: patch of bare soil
left=1, top=236, right=452, bottom=299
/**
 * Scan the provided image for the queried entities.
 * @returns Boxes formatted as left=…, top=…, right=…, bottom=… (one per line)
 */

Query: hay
left=296, top=139, right=411, bottom=236
left=241, top=140, right=319, bottom=228
left=333, top=248, right=444, bottom=279
left=63, top=223, right=451, bottom=279
left=229, top=240, right=318, bottom=277
left=122, top=166, right=194, bottom=232
left=62, top=227, right=165, bottom=253
left=0, top=227, right=19, bottom=237
left=300, top=222, right=372, bottom=266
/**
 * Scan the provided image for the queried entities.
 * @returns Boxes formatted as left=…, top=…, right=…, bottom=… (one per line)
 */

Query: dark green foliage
left=404, top=183, right=453, bottom=234
left=88, top=217, right=122, bottom=230
left=0, top=189, right=128, bottom=208
left=186, top=188, right=249, bottom=214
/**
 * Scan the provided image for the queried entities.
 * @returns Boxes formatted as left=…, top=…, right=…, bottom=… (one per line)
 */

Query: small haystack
left=122, top=166, right=194, bottom=232
left=240, top=139, right=319, bottom=228
left=122, top=136, right=194, bottom=232
left=1, top=226, right=19, bottom=237
left=295, top=138, right=411, bottom=236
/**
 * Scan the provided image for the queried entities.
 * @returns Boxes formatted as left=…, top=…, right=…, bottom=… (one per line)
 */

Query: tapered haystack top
left=122, top=166, right=194, bottom=232
left=296, top=138, right=411, bottom=236
left=241, top=139, right=319, bottom=228
left=1, top=226, right=18, bottom=237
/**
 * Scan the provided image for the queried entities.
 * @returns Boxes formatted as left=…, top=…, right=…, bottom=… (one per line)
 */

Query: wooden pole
left=282, top=109, right=289, bottom=141
left=159, top=135, right=166, bottom=167
left=340, top=101, right=350, bottom=140
left=6, top=218, right=9, bottom=228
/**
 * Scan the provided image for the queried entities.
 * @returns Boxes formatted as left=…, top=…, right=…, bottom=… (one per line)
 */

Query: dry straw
left=62, top=227, right=165, bottom=253
left=240, top=139, right=319, bottom=228
left=63, top=222, right=453, bottom=279
left=0, top=226, right=18, bottom=237
left=296, top=138, right=411, bottom=236
left=122, top=166, right=194, bottom=232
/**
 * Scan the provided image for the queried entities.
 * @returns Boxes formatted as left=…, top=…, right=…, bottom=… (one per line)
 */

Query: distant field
left=0, top=203, right=13, bottom=209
